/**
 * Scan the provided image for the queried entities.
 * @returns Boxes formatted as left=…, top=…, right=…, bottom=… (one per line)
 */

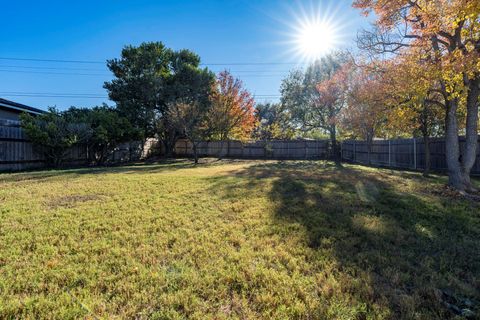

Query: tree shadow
left=0, top=158, right=264, bottom=184
left=0, top=159, right=197, bottom=183
left=209, top=161, right=480, bottom=319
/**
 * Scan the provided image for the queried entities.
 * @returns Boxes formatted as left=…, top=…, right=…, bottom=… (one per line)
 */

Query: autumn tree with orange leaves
left=340, top=65, right=388, bottom=163
left=353, top=0, right=480, bottom=193
left=208, top=71, right=256, bottom=141
left=315, top=64, right=350, bottom=160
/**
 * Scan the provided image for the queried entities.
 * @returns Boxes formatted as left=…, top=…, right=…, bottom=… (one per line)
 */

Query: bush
left=20, top=108, right=91, bottom=167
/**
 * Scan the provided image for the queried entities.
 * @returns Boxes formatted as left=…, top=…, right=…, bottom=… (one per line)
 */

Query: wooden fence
left=3, top=119, right=480, bottom=175
left=174, top=139, right=329, bottom=159
left=0, top=120, right=155, bottom=171
left=341, top=137, right=480, bottom=174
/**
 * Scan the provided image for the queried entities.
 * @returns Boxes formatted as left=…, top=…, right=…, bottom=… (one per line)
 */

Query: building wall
left=0, top=108, right=21, bottom=121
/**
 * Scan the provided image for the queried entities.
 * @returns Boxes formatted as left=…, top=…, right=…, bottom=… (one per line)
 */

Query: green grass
left=0, top=160, right=479, bottom=319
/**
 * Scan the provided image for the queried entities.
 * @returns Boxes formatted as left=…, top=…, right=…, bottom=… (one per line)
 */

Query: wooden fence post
left=340, top=141, right=343, bottom=161
left=388, top=140, right=391, bottom=167
left=305, top=140, right=308, bottom=159
left=353, top=141, right=356, bottom=162
left=413, top=138, right=417, bottom=170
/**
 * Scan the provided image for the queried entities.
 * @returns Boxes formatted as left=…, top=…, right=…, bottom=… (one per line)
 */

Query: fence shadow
left=209, top=161, right=480, bottom=319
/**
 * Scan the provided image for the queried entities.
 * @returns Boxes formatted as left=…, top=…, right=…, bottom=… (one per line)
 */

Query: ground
left=0, top=160, right=479, bottom=319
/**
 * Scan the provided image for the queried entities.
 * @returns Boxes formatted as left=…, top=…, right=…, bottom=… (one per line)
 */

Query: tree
left=315, top=64, right=350, bottom=160
left=353, top=0, right=480, bottom=192
left=280, top=69, right=306, bottom=132
left=378, top=57, right=445, bottom=176
left=64, top=105, right=141, bottom=164
left=104, top=42, right=172, bottom=139
left=254, top=103, right=295, bottom=140
left=162, top=50, right=216, bottom=154
left=104, top=42, right=215, bottom=157
left=208, top=70, right=256, bottom=141
left=168, top=101, right=209, bottom=164
left=20, top=108, right=91, bottom=167
left=340, top=66, right=387, bottom=163
left=280, top=52, right=349, bottom=153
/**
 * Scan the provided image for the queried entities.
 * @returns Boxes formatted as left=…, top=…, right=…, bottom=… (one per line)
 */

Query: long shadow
left=0, top=160, right=197, bottom=183
left=209, top=161, right=480, bottom=319
left=0, top=158, right=262, bottom=184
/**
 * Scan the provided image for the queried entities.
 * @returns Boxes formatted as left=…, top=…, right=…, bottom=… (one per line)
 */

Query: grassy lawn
left=0, top=160, right=479, bottom=319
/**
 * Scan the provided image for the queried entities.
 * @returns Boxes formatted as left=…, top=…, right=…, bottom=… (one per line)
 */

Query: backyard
left=0, top=160, right=479, bottom=319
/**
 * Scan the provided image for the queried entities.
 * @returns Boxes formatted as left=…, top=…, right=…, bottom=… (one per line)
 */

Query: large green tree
left=64, top=105, right=141, bottom=164
left=104, top=42, right=215, bottom=156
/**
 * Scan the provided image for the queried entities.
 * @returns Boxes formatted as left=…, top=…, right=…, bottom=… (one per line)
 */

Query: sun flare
left=297, top=21, right=336, bottom=58
left=276, top=2, right=347, bottom=63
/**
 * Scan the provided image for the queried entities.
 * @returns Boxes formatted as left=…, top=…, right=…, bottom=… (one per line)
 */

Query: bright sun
left=274, top=2, right=347, bottom=63
left=297, top=22, right=335, bottom=58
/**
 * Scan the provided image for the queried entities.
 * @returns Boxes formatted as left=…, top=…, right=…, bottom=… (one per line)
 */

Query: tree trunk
left=329, top=125, right=338, bottom=162
left=460, top=76, right=480, bottom=192
left=444, top=99, right=466, bottom=190
left=163, top=134, right=177, bottom=158
left=423, top=134, right=430, bottom=177
left=192, top=142, right=199, bottom=164
left=218, top=133, right=227, bottom=160
left=366, top=130, right=373, bottom=165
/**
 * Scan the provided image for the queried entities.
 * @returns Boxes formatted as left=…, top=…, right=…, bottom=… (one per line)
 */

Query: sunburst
left=273, top=2, right=350, bottom=63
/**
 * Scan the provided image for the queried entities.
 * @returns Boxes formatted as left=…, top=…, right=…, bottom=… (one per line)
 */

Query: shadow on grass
left=0, top=158, right=269, bottom=184
left=210, top=161, right=480, bottom=319
left=0, top=159, right=217, bottom=183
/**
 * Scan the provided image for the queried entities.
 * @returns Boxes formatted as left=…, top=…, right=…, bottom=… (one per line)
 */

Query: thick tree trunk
left=192, top=142, right=199, bottom=164
left=366, top=130, right=373, bottom=165
left=163, top=133, right=177, bottom=158
left=329, top=125, right=339, bottom=162
left=460, top=77, right=480, bottom=192
left=444, top=100, right=466, bottom=190
left=218, top=133, right=228, bottom=160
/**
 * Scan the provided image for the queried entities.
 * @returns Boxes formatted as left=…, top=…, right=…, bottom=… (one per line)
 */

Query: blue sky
left=0, top=0, right=370, bottom=110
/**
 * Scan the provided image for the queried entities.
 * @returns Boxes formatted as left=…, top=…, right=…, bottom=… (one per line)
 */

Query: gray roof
left=0, top=98, right=46, bottom=115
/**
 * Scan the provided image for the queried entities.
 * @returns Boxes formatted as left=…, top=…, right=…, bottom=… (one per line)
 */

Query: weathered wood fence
left=3, top=119, right=480, bottom=175
left=174, top=139, right=329, bottom=159
left=0, top=120, right=155, bottom=171
left=341, top=137, right=480, bottom=174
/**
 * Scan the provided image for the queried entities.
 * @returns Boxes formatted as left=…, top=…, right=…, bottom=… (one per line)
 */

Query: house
left=0, top=98, right=45, bottom=122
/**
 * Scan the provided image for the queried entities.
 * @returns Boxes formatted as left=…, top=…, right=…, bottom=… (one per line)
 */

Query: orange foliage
left=209, top=71, right=256, bottom=140
left=315, top=65, right=349, bottom=129
left=341, top=65, right=388, bottom=141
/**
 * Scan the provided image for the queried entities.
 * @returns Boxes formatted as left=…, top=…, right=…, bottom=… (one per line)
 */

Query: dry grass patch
left=0, top=160, right=478, bottom=319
